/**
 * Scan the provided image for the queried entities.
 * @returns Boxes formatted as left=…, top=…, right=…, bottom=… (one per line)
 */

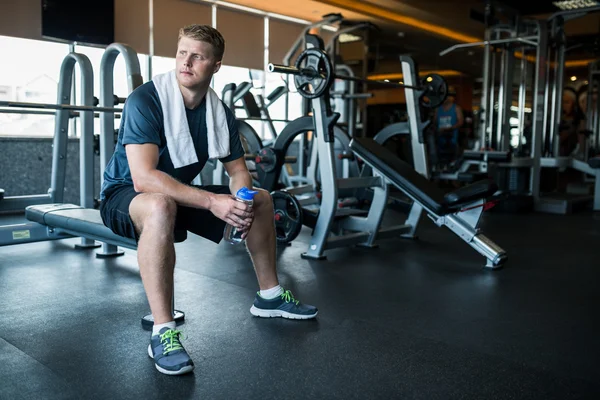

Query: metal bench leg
left=96, top=243, right=125, bottom=258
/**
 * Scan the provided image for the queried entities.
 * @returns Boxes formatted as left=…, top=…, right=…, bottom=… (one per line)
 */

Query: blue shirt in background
left=436, top=103, right=459, bottom=145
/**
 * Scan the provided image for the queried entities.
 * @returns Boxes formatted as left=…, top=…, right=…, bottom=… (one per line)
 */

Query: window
left=0, top=35, right=69, bottom=136
left=151, top=56, right=176, bottom=78
left=73, top=44, right=149, bottom=138
left=213, top=65, right=266, bottom=139
left=264, top=71, right=305, bottom=124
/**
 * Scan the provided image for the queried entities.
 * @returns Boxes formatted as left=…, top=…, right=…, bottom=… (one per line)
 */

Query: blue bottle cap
left=236, top=186, right=259, bottom=201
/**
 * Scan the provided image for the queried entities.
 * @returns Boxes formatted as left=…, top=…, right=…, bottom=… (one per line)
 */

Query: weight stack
left=491, top=167, right=534, bottom=213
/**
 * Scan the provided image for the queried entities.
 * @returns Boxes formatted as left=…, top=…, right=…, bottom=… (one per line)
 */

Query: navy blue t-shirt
left=100, top=81, right=244, bottom=200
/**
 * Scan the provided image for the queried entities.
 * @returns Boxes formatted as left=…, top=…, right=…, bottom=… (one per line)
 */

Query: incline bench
left=25, top=203, right=186, bottom=329
left=350, top=137, right=507, bottom=269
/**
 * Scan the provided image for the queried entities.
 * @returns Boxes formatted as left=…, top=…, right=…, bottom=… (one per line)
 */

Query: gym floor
left=0, top=209, right=598, bottom=399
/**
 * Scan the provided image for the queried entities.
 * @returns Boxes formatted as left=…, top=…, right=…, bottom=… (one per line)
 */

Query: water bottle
left=223, top=186, right=259, bottom=245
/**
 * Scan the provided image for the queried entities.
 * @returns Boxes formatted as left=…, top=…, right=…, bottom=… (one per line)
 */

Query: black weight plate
left=419, top=73, right=448, bottom=108
left=293, top=48, right=334, bottom=99
left=271, top=190, right=303, bottom=244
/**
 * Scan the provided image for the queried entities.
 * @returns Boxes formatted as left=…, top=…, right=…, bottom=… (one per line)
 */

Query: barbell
left=268, top=48, right=448, bottom=108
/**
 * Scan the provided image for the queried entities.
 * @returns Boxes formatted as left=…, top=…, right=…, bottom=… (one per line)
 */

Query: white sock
left=152, top=320, right=176, bottom=336
left=260, top=285, right=284, bottom=299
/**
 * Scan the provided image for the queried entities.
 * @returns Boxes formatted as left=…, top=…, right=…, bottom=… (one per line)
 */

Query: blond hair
left=178, top=24, right=225, bottom=60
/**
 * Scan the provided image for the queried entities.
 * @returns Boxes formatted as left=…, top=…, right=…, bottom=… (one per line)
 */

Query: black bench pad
left=26, top=204, right=187, bottom=249
left=443, top=180, right=498, bottom=207
left=350, top=137, right=497, bottom=215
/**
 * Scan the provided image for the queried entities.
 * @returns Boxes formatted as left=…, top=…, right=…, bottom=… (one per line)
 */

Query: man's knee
left=253, top=188, right=273, bottom=213
left=131, top=193, right=177, bottom=231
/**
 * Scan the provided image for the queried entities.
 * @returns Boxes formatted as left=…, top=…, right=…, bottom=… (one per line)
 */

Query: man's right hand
left=209, top=193, right=254, bottom=230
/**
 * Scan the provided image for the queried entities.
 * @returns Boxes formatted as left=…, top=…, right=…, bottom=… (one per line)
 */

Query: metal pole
left=49, top=58, right=73, bottom=204
left=495, top=40, right=506, bottom=151
left=487, top=30, right=498, bottom=149
left=337, top=64, right=356, bottom=138
left=52, top=53, right=97, bottom=248
left=499, top=39, right=515, bottom=152
left=551, top=21, right=566, bottom=157
left=439, top=35, right=538, bottom=56
left=479, top=24, right=492, bottom=150
left=592, top=77, right=599, bottom=155
left=542, top=23, right=554, bottom=157
left=0, top=100, right=122, bottom=113
left=360, top=27, right=369, bottom=138
left=99, top=43, right=143, bottom=185
left=0, top=108, right=120, bottom=118
left=69, top=44, right=77, bottom=139
left=517, top=47, right=528, bottom=153
left=530, top=21, right=548, bottom=200
left=401, top=56, right=429, bottom=178
left=148, top=0, right=154, bottom=79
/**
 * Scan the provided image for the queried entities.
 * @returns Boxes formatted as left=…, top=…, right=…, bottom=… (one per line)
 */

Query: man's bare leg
left=244, top=189, right=278, bottom=290
left=129, top=193, right=177, bottom=325
left=246, top=189, right=318, bottom=319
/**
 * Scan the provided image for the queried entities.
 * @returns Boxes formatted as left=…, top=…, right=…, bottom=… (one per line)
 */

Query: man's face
left=175, top=36, right=221, bottom=89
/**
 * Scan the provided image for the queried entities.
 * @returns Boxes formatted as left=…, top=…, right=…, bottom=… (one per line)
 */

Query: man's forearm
left=228, top=170, right=254, bottom=197
left=135, top=169, right=214, bottom=209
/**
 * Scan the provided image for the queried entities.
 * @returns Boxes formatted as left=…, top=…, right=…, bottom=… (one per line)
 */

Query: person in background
left=433, top=87, right=464, bottom=170
left=558, top=87, right=585, bottom=157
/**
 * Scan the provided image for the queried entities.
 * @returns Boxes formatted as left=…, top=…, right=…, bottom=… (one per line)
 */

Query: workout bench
left=349, top=137, right=507, bottom=268
left=25, top=203, right=186, bottom=329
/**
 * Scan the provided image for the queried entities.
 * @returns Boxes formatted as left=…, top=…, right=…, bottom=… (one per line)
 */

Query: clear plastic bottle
left=223, top=186, right=259, bottom=245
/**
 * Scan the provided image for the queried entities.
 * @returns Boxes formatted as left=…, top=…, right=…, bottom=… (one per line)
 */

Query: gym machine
left=221, top=79, right=289, bottom=146
left=441, top=4, right=600, bottom=214
left=264, top=33, right=506, bottom=268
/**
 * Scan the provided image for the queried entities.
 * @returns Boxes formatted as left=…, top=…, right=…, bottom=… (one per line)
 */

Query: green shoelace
left=160, top=329, right=183, bottom=354
left=281, top=289, right=300, bottom=306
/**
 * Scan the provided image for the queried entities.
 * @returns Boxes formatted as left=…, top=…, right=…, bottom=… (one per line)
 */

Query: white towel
left=153, top=69, right=230, bottom=169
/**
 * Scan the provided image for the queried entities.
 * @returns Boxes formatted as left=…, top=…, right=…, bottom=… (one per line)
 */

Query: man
left=433, top=87, right=464, bottom=169
left=99, top=24, right=317, bottom=376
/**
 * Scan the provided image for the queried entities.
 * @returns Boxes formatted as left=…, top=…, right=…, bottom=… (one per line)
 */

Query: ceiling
left=209, top=0, right=600, bottom=82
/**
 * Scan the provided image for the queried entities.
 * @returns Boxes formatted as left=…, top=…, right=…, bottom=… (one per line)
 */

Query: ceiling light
left=321, top=24, right=339, bottom=32
left=571, top=75, right=577, bottom=81
left=338, top=33, right=362, bottom=43
left=552, top=0, right=599, bottom=10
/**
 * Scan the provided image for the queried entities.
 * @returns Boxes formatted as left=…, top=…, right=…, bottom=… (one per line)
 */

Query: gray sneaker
left=250, top=289, right=318, bottom=319
left=147, top=327, right=194, bottom=375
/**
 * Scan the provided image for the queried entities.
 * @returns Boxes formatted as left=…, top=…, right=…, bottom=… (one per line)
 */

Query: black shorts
left=99, top=185, right=231, bottom=244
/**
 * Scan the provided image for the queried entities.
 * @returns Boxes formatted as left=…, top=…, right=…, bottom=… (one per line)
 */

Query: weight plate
left=294, top=48, right=334, bottom=99
left=419, top=73, right=448, bottom=108
left=271, top=190, right=303, bottom=244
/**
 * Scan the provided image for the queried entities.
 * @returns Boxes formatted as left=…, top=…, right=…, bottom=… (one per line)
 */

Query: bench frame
left=351, top=136, right=507, bottom=269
